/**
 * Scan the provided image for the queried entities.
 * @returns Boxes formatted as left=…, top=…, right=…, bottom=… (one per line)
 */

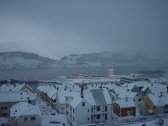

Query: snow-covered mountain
left=0, top=51, right=166, bottom=70
left=0, top=52, right=58, bottom=70
left=59, top=51, right=153, bottom=68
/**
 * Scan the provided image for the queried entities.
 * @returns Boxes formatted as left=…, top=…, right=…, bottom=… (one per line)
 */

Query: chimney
left=81, top=86, right=84, bottom=98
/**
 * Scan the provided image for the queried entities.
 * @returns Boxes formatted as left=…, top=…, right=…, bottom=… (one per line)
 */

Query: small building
left=9, top=102, right=42, bottom=126
left=144, top=93, right=168, bottom=115
left=0, top=91, right=36, bottom=117
left=113, top=97, right=136, bottom=117
left=66, top=88, right=112, bottom=126
left=0, top=83, right=34, bottom=93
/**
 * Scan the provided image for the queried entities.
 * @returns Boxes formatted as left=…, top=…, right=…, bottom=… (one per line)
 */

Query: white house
left=9, top=102, right=42, bottom=126
left=66, top=88, right=112, bottom=126
left=0, top=83, right=34, bottom=93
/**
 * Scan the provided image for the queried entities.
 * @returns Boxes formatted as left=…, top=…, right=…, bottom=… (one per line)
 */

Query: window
left=91, top=107, right=93, bottom=112
left=88, top=118, right=89, bottom=121
left=105, top=106, right=107, bottom=111
left=30, top=117, right=36, bottom=121
left=24, top=117, right=27, bottom=121
left=1, top=107, right=7, bottom=110
left=105, top=114, right=107, bottom=120
left=138, top=98, right=142, bottom=102
left=97, top=114, right=100, bottom=119
left=97, top=106, right=100, bottom=111
left=82, top=102, right=85, bottom=106
left=88, top=109, right=89, bottom=112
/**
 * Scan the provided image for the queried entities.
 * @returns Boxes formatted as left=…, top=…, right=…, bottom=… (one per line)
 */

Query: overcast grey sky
left=0, top=0, right=168, bottom=59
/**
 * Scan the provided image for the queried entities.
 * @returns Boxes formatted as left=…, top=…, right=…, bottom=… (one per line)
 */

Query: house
left=120, top=75, right=148, bottom=84
left=66, top=88, right=112, bottom=126
left=113, top=96, right=136, bottom=117
left=56, top=86, right=75, bottom=114
left=0, top=91, right=36, bottom=117
left=144, top=93, right=168, bottom=115
left=9, top=102, right=42, bottom=126
left=0, top=83, right=34, bottom=93
left=37, top=85, right=57, bottom=107
left=54, top=83, right=81, bottom=114
left=108, top=84, right=139, bottom=117
left=141, top=85, right=152, bottom=96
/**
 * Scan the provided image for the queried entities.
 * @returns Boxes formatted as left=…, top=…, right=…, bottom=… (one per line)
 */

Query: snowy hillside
left=0, top=52, right=58, bottom=70
left=59, top=51, right=154, bottom=68
left=0, top=51, right=166, bottom=70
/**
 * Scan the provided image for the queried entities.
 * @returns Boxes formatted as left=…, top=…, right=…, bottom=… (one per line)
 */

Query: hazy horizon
left=0, top=0, right=168, bottom=59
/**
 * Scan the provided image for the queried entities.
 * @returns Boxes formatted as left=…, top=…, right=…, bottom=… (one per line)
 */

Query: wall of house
left=134, top=94, right=144, bottom=116
left=8, top=117, right=16, bottom=126
left=113, top=103, right=136, bottom=117
left=91, top=105, right=111, bottom=123
left=107, top=104, right=112, bottom=121
left=144, top=96, right=157, bottom=115
left=0, top=102, right=16, bottom=117
left=113, top=103, right=120, bottom=116
left=16, top=115, right=42, bottom=126
left=74, top=101, right=91, bottom=126
left=121, top=107, right=136, bottom=116
left=56, top=98, right=66, bottom=114
left=157, top=106, right=165, bottom=114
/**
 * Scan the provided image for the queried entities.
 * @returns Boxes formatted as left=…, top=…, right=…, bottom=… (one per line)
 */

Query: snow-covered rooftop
left=10, top=102, right=41, bottom=118
left=0, top=83, right=25, bottom=92
left=0, top=91, right=36, bottom=103
left=148, top=93, right=168, bottom=106
left=115, top=97, right=136, bottom=108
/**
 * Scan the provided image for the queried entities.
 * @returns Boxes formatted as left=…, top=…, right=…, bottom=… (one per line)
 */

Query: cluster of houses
left=0, top=74, right=168, bottom=126
left=0, top=83, right=40, bottom=126
left=37, top=77, right=168, bottom=125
